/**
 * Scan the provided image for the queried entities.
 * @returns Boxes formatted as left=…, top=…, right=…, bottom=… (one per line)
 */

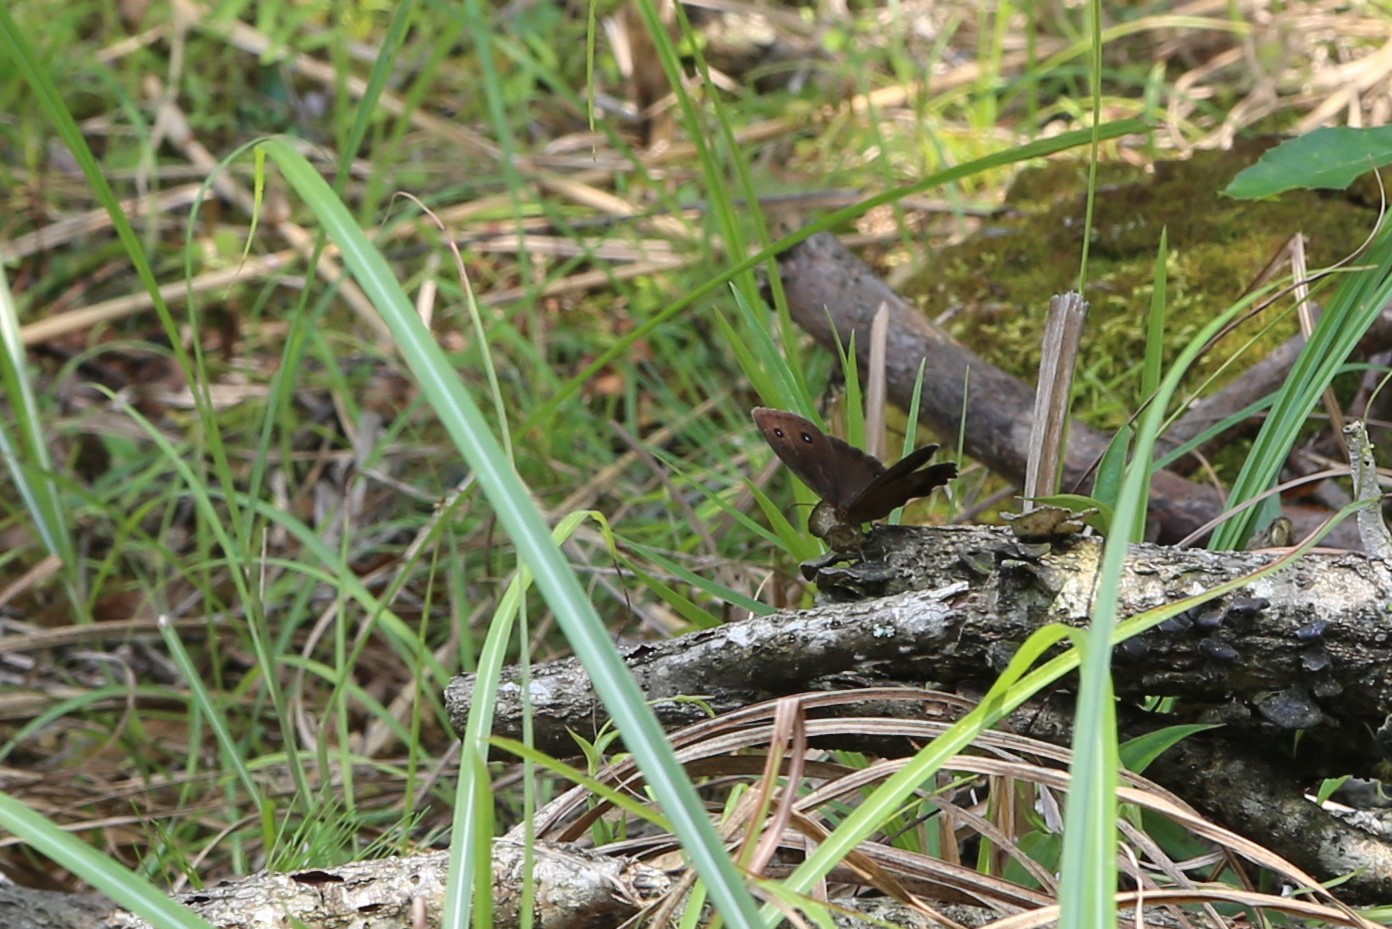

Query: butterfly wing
left=752, top=407, right=884, bottom=507
left=844, top=443, right=957, bottom=523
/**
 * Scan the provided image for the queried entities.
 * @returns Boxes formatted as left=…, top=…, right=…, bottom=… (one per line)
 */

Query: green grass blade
left=261, top=139, right=764, bottom=929
left=1213, top=224, right=1392, bottom=549
left=158, top=620, right=267, bottom=814
left=332, top=0, right=416, bottom=192
left=1059, top=227, right=1278, bottom=929
left=1142, top=228, right=1170, bottom=400
left=1092, top=425, right=1131, bottom=515
left=1121, top=227, right=1170, bottom=542
left=0, top=793, right=217, bottom=929
left=0, top=4, right=201, bottom=397
left=0, top=265, right=76, bottom=576
left=779, top=622, right=1075, bottom=903
left=525, top=118, right=1149, bottom=434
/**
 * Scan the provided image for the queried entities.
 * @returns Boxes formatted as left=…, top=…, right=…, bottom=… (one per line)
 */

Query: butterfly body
left=752, top=407, right=956, bottom=549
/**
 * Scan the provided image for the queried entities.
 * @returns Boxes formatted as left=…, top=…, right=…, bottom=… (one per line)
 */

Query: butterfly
left=752, top=407, right=957, bottom=549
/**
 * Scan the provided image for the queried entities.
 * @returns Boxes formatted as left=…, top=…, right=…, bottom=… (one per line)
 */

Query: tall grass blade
left=0, top=266, right=76, bottom=578
left=1059, top=248, right=1274, bottom=929
left=262, top=140, right=763, bottom=929
left=0, top=794, right=218, bottom=928
left=1212, top=222, right=1392, bottom=549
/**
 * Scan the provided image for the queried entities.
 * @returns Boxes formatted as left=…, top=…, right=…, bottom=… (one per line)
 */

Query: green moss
left=908, top=137, right=1381, bottom=430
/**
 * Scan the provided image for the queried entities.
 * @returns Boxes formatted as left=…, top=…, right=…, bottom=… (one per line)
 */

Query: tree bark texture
left=445, top=525, right=1392, bottom=900
left=450, top=526, right=1392, bottom=779
left=0, top=843, right=668, bottom=929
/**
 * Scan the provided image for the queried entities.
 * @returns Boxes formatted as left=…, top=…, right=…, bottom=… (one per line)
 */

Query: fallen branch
left=449, top=526, right=1392, bottom=778
left=0, top=842, right=669, bottom=929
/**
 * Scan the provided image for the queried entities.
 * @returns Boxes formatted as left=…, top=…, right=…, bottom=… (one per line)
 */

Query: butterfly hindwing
left=845, top=453, right=957, bottom=523
left=869, top=443, right=942, bottom=484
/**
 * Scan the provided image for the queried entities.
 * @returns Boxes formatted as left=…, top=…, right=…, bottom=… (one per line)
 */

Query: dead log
left=0, top=842, right=669, bottom=929
left=448, top=526, right=1392, bottom=779
left=446, top=526, right=1392, bottom=900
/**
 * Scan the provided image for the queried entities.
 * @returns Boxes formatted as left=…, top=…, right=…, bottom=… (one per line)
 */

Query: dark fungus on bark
left=1199, top=638, right=1240, bottom=662
left=1296, top=620, right=1329, bottom=642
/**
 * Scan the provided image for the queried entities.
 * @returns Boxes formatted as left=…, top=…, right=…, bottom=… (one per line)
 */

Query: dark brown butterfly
left=752, top=407, right=957, bottom=549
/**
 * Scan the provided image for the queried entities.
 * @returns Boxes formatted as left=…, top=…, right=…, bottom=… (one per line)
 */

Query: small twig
left=865, top=303, right=890, bottom=460
left=1022, top=292, right=1088, bottom=508
left=1290, top=235, right=1350, bottom=456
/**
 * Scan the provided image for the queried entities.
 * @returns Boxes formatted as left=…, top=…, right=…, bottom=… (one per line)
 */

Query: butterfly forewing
left=752, top=407, right=884, bottom=506
left=754, top=407, right=956, bottom=531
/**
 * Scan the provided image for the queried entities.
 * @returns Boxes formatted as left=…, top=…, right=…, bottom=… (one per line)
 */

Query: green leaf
left=1119, top=724, right=1219, bottom=773
left=1092, top=425, right=1131, bottom=514
left=1314, top=775, right=1351, bottom=805
left=1225, top=126, right=1392, bottom=198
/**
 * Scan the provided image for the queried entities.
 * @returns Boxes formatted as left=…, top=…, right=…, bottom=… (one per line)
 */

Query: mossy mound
left=908, top=137, right=1379, bottom=429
